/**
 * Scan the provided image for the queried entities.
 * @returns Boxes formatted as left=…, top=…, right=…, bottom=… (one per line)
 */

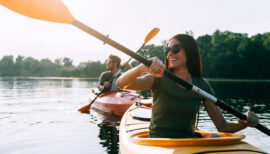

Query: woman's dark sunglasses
left=164, top=44, right=183, bottom=55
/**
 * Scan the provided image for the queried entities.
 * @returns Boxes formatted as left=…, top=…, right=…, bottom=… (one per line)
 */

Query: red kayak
left=89, top=90, right=152, bottom=116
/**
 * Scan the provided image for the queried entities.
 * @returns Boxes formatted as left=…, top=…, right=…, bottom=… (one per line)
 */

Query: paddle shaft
left=126, top=43, right=145, bottom=63
left=73, top=20, right=151, bottom=66
left=72, top=19, right=270, bottom=136
left=215, top=99, right=270, bottom=136
left=89, top=89, right=104, bottom=106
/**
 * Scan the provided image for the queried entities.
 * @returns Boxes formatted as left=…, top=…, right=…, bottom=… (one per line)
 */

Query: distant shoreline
left=1, top=76, right=269, bottom=82
left=207, top=78, right=270, bottom=83
left=0, top=76, right=99, bottom=80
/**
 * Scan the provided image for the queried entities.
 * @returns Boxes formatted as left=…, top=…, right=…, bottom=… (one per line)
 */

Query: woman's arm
left=204, top=100, right=259, bottom=133
left=116, top=57, right=165, bottom=91
left=116, top=64, right=154, bottom=91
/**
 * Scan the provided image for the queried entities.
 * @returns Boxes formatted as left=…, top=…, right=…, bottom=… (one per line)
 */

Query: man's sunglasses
left=164, top=44, right=183, bottom=55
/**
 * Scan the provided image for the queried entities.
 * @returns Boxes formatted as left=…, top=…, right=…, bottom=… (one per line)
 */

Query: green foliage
left=0, top=56, right=106, bottom=78
left=131, top=43, right=166, bottom=67
left=0, top=30, right=270, bottom=79
left=39, top=59, right=60, bottom=76
left=63, top=57, right=73, bottom=67
left=196, top=30, right=270, bottom=79
left=79, top=61, right=106, bottom=77
left=0, top=55, right=15, bottom=76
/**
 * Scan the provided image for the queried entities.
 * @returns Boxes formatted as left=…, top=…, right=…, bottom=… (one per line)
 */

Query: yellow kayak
left=119, top=103, right=267, bottom=154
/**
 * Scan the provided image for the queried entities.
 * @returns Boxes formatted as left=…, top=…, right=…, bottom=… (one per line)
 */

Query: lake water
left=0, top=77, right=269, bottom=154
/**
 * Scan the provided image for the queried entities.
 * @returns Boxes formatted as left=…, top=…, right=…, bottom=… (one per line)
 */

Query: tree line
left=1, top=30, right=270, bottom=79
left=134, top=30, right=270, bottom=79
left=0, top=56, right=106, bottom=78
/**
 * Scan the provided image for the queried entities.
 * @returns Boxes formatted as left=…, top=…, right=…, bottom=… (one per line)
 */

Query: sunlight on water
left=0, top=77, right=269, bottom=153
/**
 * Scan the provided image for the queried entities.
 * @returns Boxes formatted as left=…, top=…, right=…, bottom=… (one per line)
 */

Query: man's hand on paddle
left=98, top=81, right=111, bottom=92
left=103, top=81, right=111, bottom=89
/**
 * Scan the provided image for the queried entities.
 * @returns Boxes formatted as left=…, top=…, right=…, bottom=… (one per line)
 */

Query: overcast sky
left=0, top=0, right=269, bottom=65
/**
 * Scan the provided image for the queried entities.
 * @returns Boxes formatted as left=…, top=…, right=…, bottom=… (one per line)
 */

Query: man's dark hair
left=109, top=54, right=121, bottom=68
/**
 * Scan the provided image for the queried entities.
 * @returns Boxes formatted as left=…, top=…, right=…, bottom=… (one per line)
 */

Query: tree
left=196, top=35, right=212, bottom=77
left=22, top=57, right=39, bottom=76
left=81, top=61, right=106, bottom=77
left=63, top=57, right=73, bottom=67
left=0, top=55, right=15, bottom=76
left=39, top=58, right=60, bottom=76
left=131, top=43, right=165, bottom=67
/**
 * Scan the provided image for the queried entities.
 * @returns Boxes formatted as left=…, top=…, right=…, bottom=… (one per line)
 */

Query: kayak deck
left=120, top=104, right=267, bottom=154
left=89, top=90, right=151, bottom=116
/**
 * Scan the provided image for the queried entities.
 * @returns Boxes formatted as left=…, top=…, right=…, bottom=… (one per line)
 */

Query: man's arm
left=98, top=72, right=111, bottom=92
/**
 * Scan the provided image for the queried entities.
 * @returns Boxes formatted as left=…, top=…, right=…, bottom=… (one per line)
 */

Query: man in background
left=98, top=54, right=131, bottom=92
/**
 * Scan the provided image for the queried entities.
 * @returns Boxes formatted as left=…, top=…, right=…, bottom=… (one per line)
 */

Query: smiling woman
left=116, top=33, right=267, bottom=139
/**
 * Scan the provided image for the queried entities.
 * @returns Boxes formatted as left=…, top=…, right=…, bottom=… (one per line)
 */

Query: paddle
left=79, top=89, right=105, bottom=114
left=1, top=0, right=269, bottom=136
left=126, top=28, right=160, bottom=64
left=78, top=27, right=159, bottom=114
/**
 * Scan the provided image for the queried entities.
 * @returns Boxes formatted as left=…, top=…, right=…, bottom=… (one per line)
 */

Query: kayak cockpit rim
left=129, top=130, right=246, bottom=147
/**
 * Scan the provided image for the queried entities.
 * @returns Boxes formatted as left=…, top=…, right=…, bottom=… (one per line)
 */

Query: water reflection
left=219, top=98, right=270, bottom=113
left=209, top=79, right=270, bottom=99
left=199, top=98, right=270, bottom=126
left=92, top=109, right=121, bottom=154
left=98, top=123, right=119, bottom=154
left=0, top=77, right=269, bottom=153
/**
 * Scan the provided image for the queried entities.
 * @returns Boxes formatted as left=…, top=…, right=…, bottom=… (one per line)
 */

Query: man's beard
left=106, top=66, right=113, bottom=71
